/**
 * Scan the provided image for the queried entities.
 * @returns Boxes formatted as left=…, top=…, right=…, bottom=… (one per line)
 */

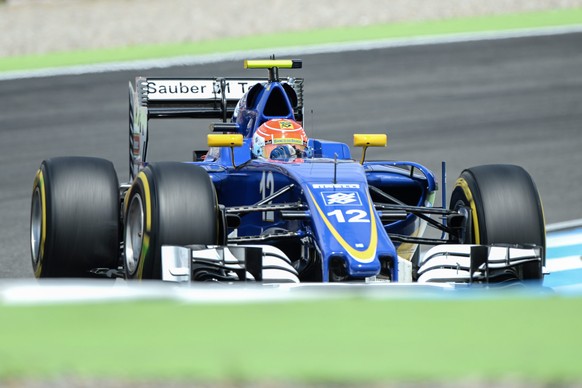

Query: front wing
left=160, top=243, right=543, bottom=284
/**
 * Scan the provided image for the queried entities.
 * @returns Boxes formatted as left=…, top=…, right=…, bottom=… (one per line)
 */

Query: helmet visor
left=264, top=143, right=306, bottom=159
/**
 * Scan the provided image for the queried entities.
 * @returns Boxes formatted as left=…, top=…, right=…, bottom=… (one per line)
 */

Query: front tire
left=449, top=164, right=545, bottom=280
left=123, top=162, right=221, bottom=279
left=30, top=157, right=120, bottom=277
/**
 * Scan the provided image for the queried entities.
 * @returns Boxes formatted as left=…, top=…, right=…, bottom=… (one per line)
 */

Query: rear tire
left=449, top=164, right=545, bottom=280
left=30, top=157, right=120, bottom=277
left=123, top=162, right=221, bottom=279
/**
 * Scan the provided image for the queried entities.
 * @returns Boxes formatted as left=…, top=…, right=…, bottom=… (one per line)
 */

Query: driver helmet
left=252, top=119, right=308, bottom=159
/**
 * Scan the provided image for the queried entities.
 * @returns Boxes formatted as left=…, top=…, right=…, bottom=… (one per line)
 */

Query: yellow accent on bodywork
left=455, top=178, right=481, bottom=244
left=244, top=59, right=297, bottom=69
left=353, top=134, right=387, bottom=147
left=135, top=171, right=152, bottom=280
left=354, top=134, right=387, bottom=164
left=307, top=189, right=377, bottom=263
left=33, top=169, right=47, bottom=278
left=207, top=133, right=243, bottom=147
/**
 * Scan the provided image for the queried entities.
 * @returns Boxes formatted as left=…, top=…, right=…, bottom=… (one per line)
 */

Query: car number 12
left=260, top=171, right=275, bottom=222
left=326, top=209, right=370, bottom=223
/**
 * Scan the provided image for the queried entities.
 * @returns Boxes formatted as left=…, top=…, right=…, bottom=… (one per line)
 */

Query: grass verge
left=1, top=8, right=582, bottom=72
left=1, top=296, right=581, bottom=383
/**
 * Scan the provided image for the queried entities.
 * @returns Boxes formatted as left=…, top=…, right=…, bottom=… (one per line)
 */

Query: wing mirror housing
left=208, top=133, right=244, bottom=167
left=353, top=134, right=387, bottom=164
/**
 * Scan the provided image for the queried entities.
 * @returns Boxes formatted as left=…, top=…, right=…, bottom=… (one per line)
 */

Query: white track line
left=1, top=24, right=582, bottom=81
left=545, top=256, right=582, bottom=273
left=546, top=218, right=582, bottom=232
left=547, top=232, right=582, bottom=248
left=0, top=280, right=455, bottom=305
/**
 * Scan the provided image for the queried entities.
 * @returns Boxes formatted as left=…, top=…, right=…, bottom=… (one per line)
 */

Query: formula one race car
left=30, top=59, right=546, bottom=284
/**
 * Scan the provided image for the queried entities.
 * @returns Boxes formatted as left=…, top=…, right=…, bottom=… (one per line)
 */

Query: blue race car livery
left=30, top=59, right=546, bottom=284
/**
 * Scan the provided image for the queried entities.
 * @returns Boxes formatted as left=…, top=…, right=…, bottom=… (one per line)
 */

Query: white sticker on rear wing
left=146, top=79, right=261, bottom=101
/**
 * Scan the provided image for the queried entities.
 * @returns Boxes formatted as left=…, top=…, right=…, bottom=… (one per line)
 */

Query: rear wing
left=130, top=76, right=304, bottom=120
left=128, top=76, right=305, bottom=179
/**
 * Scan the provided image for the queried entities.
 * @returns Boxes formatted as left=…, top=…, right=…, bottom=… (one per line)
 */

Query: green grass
left=1, top=296, right=581, bottom=383
left=1, top=8, right=582, bottom=72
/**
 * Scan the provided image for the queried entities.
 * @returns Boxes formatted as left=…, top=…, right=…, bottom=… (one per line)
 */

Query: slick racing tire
left=449, top=164, right=545, bottom=281
left=30, top=157, right=120, bottom=278
left=123, top=162, right=222, bottom=280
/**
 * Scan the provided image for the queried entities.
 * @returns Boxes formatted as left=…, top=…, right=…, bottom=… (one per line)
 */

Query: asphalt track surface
left=1, top=32, right=581, bottom=278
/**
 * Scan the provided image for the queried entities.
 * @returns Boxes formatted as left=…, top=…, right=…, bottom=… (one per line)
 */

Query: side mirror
left=353, top=134, right=387, bottom=164
left=208, top=134, right=244, bottom=167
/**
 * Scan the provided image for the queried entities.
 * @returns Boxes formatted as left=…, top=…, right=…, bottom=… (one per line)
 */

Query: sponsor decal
left=321, top=191, right=362, bottom=206
left=272, top=138, right=303, bottom=145
left=212, top=80, right=253, bottom=97
left=279, top=121, right=293, bottom=129
left=147, top=80, right=209, bottom=96
left=146, top=79, right=254, bottom=100
left=132, top=134, right=140, bottom=155
left=312, top=183, right=360, bottom=189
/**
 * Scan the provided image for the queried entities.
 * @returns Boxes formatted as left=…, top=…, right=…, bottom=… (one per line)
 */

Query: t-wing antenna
left=244, top=59, right=302, bottom=82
